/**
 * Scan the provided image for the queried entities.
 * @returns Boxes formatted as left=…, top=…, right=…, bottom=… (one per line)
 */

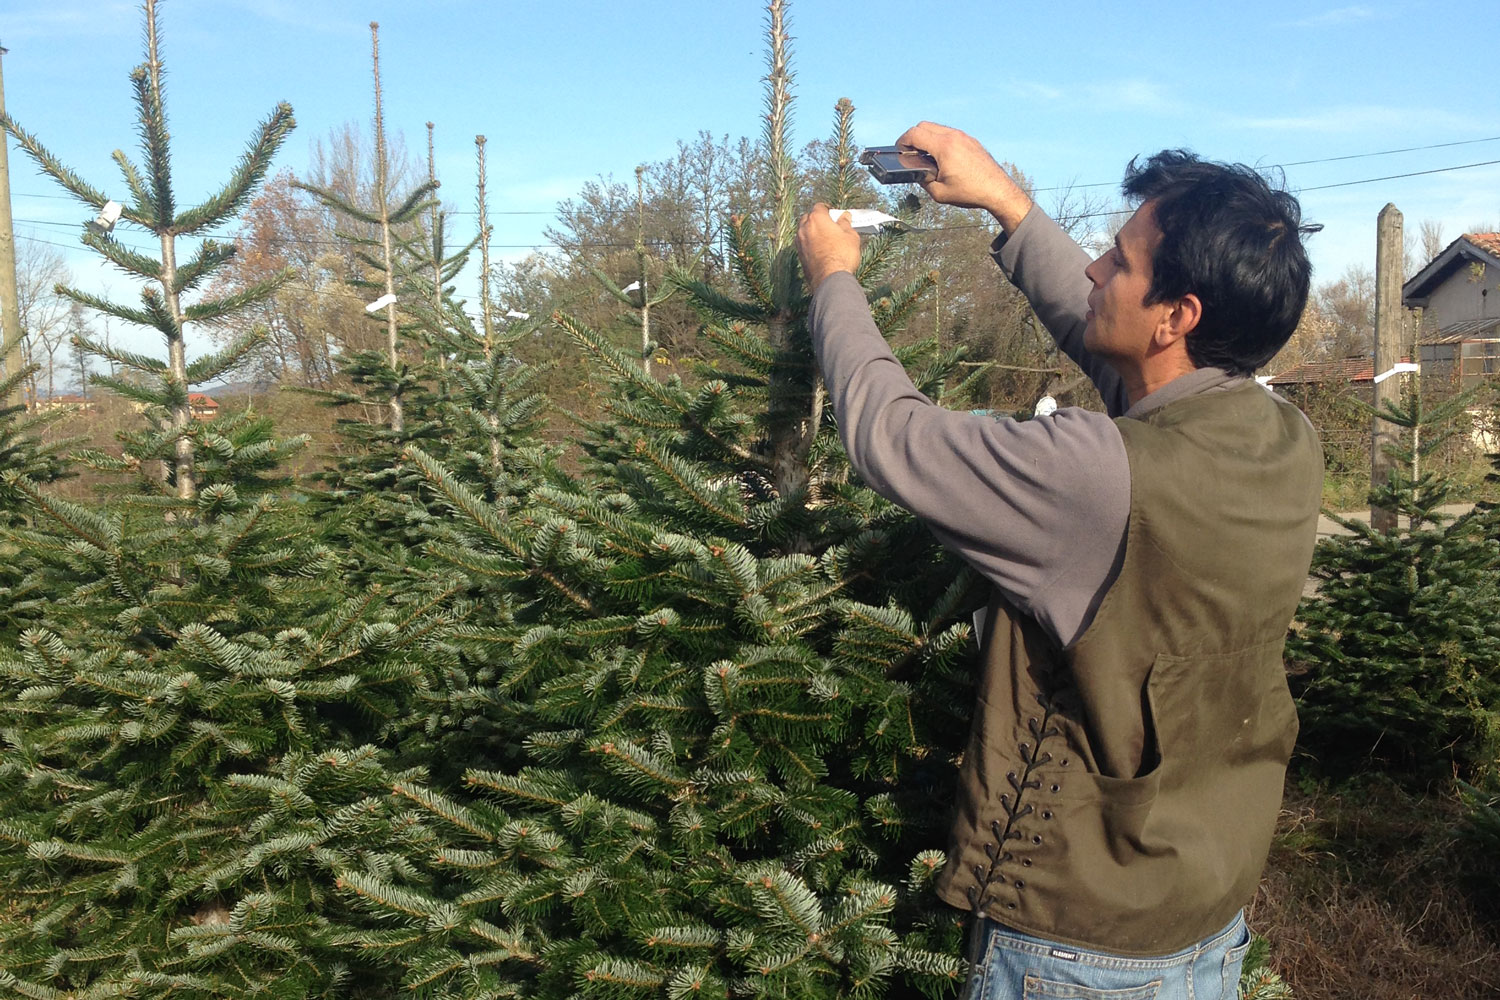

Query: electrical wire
left=13, top=132, right=1500, bottom=211
left=13, top=149, right=1500, bottom=254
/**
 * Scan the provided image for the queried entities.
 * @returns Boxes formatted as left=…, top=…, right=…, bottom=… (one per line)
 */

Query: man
left=796, top=122, right=1323, bottom=1000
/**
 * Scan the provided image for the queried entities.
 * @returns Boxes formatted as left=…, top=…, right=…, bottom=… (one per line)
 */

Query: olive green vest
left=934, top=381, right=1322, bottom=956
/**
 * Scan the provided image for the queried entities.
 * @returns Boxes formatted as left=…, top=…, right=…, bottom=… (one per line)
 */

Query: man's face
left=1083, top=201, right=1173, bottom=365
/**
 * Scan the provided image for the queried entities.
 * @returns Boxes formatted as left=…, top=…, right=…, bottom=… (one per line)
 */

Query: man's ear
left=1155, top=292, right=1203, bottom=347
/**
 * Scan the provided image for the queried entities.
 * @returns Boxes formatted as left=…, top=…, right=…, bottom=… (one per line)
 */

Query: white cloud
left=1087, top=78, right=1182, bottom=114
left=1000, top=77, right=1182, bottom=115
left=1290, top=5, right=1383, bottom=28
left=1232, top=105, right=1487, bottom=134
left=1009, top=81, right=1065, bottom=102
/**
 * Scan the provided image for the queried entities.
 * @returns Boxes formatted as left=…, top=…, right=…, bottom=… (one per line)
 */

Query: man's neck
left=1122, top=357, right=1202, bottom=409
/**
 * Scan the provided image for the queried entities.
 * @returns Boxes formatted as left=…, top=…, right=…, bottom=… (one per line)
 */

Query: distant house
left=1264, top=355, right=1410, bottom=404
left=39, top=392, right=98, bottom=414
left=189, top=393, right=220, bottom=420
left=1266, top=356, right=1387, bottom=389
left=1403, top=232, right=1500, bottom=390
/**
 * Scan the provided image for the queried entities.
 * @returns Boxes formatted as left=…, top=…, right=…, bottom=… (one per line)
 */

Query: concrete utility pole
left=1371, top=203, right=1404, bottom=533
left=0, top=42, right=28, bottom=408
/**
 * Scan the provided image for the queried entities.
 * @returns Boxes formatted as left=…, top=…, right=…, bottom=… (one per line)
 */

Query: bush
left=1288, top=393, right=1500, bottom=784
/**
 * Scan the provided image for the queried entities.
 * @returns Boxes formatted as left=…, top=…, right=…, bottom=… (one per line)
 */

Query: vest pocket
left=1145, top=640, right=1298, bottom=774
left=1062, top=642, right=1294, bottom=840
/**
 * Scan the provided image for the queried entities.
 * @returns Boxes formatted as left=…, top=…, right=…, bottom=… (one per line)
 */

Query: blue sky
left=6, top=0, right=1499, bottom=355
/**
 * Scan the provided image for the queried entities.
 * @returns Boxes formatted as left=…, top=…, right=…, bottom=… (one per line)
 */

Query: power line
left=15, top=151, right=1500, bottom=257
left=1004, top=134, right=1500, bottom=193
left=15, top=133, right=1500, bottom=209
left=1299, top=158, right=1500, bottom=192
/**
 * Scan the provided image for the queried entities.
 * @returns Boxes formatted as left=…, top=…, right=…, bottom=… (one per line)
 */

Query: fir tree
left=0, top=358, right=80, bottom=642
left=293, top=22, right=441, bottom=450
left=583, top=163, right=688, bottom=379
left=1288, top=389, right=1500, bottom=783
left=346, top=5, right=988, bottom=997
left=0, top=458, right=471, bottom=996
left=0, top=0, right=295, bottom=501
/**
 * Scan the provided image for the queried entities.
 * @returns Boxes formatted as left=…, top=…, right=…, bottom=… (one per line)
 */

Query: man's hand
left=896, top=121, right=1033, bottom=233
left=797, top=204, right=861, bottom=293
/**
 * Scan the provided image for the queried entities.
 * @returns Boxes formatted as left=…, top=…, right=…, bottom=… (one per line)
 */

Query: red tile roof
left=1466, top=233, right=1500, bottom=256
left=1267, top=355, right=1410, bottom=385
left=188, top=393, right=219, bottom=407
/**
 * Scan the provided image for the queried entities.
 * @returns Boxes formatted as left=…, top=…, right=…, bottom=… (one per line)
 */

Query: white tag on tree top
left=828, top=208, right=900, bottom=234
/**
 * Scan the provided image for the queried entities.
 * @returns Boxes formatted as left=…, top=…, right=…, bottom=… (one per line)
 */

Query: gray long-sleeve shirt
left=808, top=207, right=1247, bottom=646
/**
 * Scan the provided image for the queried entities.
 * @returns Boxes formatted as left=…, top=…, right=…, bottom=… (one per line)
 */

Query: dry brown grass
left=1248, top=782, right=1500, bottom=999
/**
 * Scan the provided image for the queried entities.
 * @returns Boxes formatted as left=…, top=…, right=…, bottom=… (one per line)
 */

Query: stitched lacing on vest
left=966, top=694, right=1064, bottom=915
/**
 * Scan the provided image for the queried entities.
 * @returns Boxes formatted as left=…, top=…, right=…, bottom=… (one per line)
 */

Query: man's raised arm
left=899, top=122, right=1129, bottom=414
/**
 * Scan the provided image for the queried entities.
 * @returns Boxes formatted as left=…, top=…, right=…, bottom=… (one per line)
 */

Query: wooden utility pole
left=1371, top=203, right=1404, bottom=533
left=0, top=41, right=28, bottom=408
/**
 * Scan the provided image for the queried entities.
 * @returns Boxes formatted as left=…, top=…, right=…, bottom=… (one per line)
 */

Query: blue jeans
left=960, top=911, right=1251, bottom=1000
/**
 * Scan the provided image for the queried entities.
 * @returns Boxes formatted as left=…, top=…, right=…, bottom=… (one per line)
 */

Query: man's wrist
left=985, top=186, right=1034, bottom=235
left=808, top=265, right=855, bottom=294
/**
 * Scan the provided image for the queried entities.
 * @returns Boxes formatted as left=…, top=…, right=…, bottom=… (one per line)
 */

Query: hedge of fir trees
left=0, top=4, right=981, bottom=996
left=4, top=2, right=1498, bottom=999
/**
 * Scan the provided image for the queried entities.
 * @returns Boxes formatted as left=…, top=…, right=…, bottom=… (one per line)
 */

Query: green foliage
left=0, top=466, right=459, bottom=995
left=0, top=364, right=82, bottom=645
left=354, top=10, right=984, bottom=996
left=0, top=367, right=77, bottom=501
left=1237, top=936, right=1295, bottom=999
left=1288, top=391, right=1500, bottom=783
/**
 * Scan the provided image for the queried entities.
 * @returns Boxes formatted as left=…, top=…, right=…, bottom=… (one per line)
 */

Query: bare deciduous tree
left=14, top=237, right=71, bottom=407
left=1317, top=264, right=1376, bottom=359
left=1419, top=219, right=1447, bottom=264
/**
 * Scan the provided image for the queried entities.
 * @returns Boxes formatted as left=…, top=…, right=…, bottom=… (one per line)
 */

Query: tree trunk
left=158, top=230, right=196, bottom=499
left=370, top=22, right=404, bottom=433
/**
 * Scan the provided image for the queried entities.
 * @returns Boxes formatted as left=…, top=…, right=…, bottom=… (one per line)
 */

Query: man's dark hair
left=1122, top=150, right=1319, bottom=375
